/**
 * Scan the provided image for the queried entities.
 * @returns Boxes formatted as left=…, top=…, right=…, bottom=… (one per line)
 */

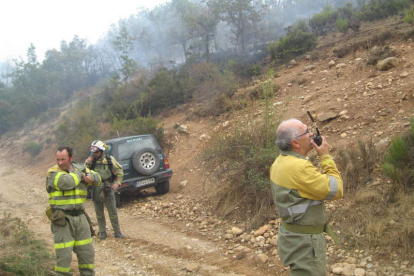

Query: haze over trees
left=0, top=0, right=410, bottom=141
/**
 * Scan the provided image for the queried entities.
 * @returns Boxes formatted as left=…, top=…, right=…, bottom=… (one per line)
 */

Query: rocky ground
left=1, top=16, right=414, bottom=276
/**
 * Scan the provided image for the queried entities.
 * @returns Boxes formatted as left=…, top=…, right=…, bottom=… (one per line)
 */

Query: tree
left=112, top=21, right=137, bottom=82
left=185, top=2, right=220, bottom=62
left=209, top=0, right=262, bottom=54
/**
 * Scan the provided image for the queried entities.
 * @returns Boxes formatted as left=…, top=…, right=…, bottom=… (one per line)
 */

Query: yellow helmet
left=90, top=140, right=108, bottom=152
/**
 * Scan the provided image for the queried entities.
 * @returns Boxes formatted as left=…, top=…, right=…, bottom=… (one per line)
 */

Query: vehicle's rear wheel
left=132, top=148, right=160, bottom=175
left=155, top=180, right=170, bottom=194
left=115, top=193, right=122, bottom=208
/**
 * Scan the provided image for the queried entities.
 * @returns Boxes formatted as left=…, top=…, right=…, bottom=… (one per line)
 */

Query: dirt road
left=0, top=159, right=286, bottom=276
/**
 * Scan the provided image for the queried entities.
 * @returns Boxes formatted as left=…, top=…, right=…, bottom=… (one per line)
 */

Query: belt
left=63, top=209, right=85, bottom=216
left=281, top=221, right=340, bottom=245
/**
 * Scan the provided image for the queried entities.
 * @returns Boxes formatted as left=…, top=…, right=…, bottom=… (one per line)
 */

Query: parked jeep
left=96, top=134, right=172, bottom=207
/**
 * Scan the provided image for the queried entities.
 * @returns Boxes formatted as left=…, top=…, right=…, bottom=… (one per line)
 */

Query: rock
left=336, top=63, right=347, bottom=69
left=257, top=254, right=269, bottom=263
left=374, top=137, right=391, bottom=151
left=234, top=251, right=246, bottom=260
left=199, top=134, right=210, bottom=141
left=178, top=124, right=190, bottom=134
left=376, top=57, right=399, bottom=71
left=254, top=225, right=270, bottom=237
left=180, top=180, right=188, bottom=188
left=329, top=60, right=336, bottom=68
left=354, top=268, right=366, bottom=276
left=186, top=263, right=199, bottom=272
left=306, top=55, right=311, bottom=60
left=269, top=237, right=278, bottom=246
left=231, top=227, right=244, bottom=236
left=332, top=266, right=343, bottom=274
left=289, top=59, right=297, bottom=66
left=317, top=111, right=338, bottom=122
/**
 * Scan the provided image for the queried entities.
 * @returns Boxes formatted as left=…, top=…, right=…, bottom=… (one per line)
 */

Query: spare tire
left=132, top=147, right=160, bottom=175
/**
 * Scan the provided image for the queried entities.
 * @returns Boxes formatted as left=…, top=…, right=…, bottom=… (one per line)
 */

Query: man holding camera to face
left=270, top=118, right=343, bottom=276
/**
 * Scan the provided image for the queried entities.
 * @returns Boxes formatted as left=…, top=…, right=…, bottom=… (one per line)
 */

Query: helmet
left=90, top=140, right=108, bottom=152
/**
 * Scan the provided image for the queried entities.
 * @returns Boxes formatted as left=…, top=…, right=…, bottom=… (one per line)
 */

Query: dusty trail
left=0, top=158, right=284, bottom=276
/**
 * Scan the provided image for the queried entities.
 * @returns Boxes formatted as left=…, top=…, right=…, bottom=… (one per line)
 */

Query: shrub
left=336, top=139, right=380, bottom=192
left=202, top=74, right=280, bottom=228
left=268, top=20, right=317, bottom=62
left=404, top=4, right=414, bottom=24
left=110, top=117, right=165, bottom=148
left=382, top=131, right=414, bottom=190
left=337, top=18, right=349, bottom=33
left=359, top=0, right=411, bottom=21
left=309, top=6, right=338, bottom=35
left=22, top=141, right=43, bottom=158
left=0, top=213, right=53, bottom=275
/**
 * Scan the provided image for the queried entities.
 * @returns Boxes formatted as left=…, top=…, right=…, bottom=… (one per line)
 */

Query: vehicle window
left=118, top=137, right=156, bottom=160
left=106, top=144, right=112, bottom=155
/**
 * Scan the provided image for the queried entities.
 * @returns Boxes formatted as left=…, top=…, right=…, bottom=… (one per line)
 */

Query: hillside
left=1, top=16, right=414, bottom=275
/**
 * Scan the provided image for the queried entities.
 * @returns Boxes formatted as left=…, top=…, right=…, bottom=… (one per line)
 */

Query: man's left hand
left=112, top=183, right=119, bottom=191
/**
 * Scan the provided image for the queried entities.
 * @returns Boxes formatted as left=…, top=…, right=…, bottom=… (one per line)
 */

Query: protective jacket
left=85, top=155, right=123, bottom=186
left=270, top=151, right=343, bottom=226
left=46, top=163, right=101, bottom=211
left=85, top=154, right=124, bottom=237
left=270, top=150, right=343, bottom=276
left=46, top=162, right=101, bottom=276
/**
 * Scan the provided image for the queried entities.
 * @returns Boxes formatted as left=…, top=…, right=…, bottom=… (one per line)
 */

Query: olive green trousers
left=277, top=224, right=326, bottom=276
left=51, top=214, right=95, bottom=276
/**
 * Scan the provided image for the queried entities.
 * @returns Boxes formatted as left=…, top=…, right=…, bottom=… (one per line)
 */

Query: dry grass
left=0, top=212, right=53, bottom=275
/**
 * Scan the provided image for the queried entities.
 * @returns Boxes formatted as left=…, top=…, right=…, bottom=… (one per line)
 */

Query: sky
left=0, top=0, right=167, bottom=63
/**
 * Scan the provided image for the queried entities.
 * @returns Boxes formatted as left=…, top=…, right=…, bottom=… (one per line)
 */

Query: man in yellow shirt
left=270, top=119, right=343, bottom=276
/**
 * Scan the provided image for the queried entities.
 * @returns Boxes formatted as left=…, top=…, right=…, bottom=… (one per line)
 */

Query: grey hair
left=275, top=119, right=301, bottom=151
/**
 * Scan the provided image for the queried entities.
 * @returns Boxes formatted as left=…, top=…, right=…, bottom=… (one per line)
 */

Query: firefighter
left=46, top=146, right=101, bottom=276
left=85, top=140, right=125, bottom=239
left=270, top=119, right=343, bottom=276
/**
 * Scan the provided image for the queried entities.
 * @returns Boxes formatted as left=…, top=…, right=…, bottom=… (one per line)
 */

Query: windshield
left=117, top=136, right=157, bottom=160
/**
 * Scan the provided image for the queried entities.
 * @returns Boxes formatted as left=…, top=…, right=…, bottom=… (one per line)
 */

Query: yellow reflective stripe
left=49, top=198, right=86, bottom=205
left=54, top=173, right=62, bottom=190
left=70, top=173, right=80, bottom=186
left=55, top=240, right=75, bottom=249
left=94, top=174, right=102, bottom=187
left=48, top=190, right=87, bottom=198
left=55, top=266, right=71, bottom=272
left=74, top=238, right=93, bottom=247
left=79, top=264, right=94, bottom=269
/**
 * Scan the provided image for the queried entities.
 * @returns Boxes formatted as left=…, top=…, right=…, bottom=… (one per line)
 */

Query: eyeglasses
left=295, top=128, right=310, bottom=139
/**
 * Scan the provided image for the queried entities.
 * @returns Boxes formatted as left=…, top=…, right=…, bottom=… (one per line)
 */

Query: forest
left=0, top=0, right=412, bottom=153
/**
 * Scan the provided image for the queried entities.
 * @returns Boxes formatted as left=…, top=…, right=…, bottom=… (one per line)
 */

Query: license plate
left=135, top=178, right=155, bottom=187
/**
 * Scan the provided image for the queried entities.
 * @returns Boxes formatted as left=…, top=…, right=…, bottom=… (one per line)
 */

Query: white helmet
left=90, top=140, right=108, bottom=152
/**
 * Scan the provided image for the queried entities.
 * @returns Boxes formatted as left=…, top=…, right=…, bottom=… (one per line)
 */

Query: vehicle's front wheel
left=155, top=181, right=170, bottom=194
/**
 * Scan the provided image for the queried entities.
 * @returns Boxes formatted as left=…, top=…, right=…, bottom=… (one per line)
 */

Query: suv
left=99, top=134, right=172, bottom=207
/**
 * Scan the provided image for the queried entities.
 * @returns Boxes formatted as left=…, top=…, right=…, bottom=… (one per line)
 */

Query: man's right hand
left=86, top=156, right=94, bottom=165
left=311, top=136, right=330, bottom=156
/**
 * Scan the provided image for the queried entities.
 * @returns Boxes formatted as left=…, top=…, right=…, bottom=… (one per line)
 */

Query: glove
left=98, top=190, right=105, bottom=202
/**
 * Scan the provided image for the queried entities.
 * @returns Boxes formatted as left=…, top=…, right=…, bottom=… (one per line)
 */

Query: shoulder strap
left=89, top=158, right=97, bottom=170
left=106, top=154, right=113, bottom=172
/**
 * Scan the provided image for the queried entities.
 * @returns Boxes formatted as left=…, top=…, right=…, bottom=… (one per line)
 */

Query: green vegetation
left=382, top=119, right=414, bottom=190
left=330, top=118, right=414, bottom=257
left=268, top=19, right=316, bottom=61
left=202, top=71, right=280, bottom=228
left=0, top=213, right=54, bottom=275
left=22, top=141, right=44, bottom=158
left=404, top=4, right=414, bottom=24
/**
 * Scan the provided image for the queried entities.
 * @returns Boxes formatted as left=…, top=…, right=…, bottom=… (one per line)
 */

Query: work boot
left=114, top=232, right=125, bottom=239
left=98, top=232, right=107, bottom=240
